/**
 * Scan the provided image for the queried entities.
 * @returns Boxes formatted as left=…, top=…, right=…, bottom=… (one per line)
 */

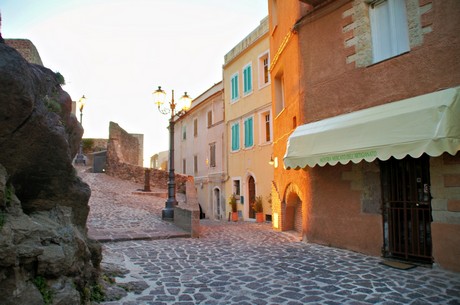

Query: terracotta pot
left=231, top=212, right=238, bottom=222
left=255, top=212, right=264, bottom=223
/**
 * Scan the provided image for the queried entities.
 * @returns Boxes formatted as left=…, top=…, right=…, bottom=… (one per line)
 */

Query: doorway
left=248, top=176, right=256, bottom=219
left=380, top=155, right=432, bottom=263
left=214, top=188, right=221, bottom=219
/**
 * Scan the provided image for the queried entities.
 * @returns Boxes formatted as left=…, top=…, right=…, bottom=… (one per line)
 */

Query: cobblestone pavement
left=80, top=169, right=460, bottom=305
left=81, top=169, right=189, bottom=242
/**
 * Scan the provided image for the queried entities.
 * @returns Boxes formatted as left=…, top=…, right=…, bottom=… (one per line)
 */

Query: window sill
left=366, top=51, right=410, bottom=68
left=258, top=82, right=271, bottom=90
left=243, top=91, right=253, bottom=98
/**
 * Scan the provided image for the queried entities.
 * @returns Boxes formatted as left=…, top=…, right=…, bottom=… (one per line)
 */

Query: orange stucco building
left=270, top=0, right=460, bottom=272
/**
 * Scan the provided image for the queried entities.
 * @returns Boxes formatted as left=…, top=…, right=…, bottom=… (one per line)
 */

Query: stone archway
left=282, top=183, right=303, bottom=234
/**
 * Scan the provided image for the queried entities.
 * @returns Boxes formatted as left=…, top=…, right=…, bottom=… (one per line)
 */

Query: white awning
left=284, top=87, right=460, bottom=169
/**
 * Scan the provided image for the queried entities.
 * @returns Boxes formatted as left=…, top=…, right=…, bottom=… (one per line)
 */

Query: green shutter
left=247, top=67, right=252, bottom=92
left=231, top=75, right=239, bottom=100
left=243, top=66, right=252, bottom=94
left=244, top=118, right=253, bottom=148
left=244, top=119, right=248, bottom=147
left=249, top=117, right=253, bottom=146
left=232, top=123, right=240, bottom=151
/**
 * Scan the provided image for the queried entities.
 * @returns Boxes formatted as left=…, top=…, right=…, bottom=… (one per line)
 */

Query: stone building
left=5, top=39, right=43, bottom=65
left=223, top=17, right=273, bottom=221
left=174, top=82, right=227, bottom=220
left=270, top=0, right=460, bottom=272
left=107, top=122, right=143, bottom=168
left=150, top=150, right=168, bottom=170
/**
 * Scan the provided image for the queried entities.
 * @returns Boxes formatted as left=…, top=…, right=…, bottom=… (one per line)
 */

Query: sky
left=1, top=0, right=268, bottom=166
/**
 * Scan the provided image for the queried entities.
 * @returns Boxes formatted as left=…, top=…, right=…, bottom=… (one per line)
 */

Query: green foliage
left=55, top=72, right=66, bottom=85
left=82, top=138, right=94, bottom=153
left=44, top=94, right=62, bottom=113
left=252, top=195, right=263, bottom=213
left=229, top=194, right=237, bottom=213
left=90, top=284, right=105, bottom=302
left=102, top=274, right=115, bottom=284
left=33, top=276, right=53, bottom=305
left=4, top=184, right=13, bottom=207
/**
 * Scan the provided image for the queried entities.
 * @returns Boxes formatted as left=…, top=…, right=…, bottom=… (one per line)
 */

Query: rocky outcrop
left=0, top=43, right=101, bottom=303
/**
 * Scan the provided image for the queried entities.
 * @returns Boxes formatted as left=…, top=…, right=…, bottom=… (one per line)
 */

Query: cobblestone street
left=80, top=169, right=460, bottom=305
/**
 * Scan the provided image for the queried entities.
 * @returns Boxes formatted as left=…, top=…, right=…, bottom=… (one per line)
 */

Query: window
left=233, top=179, right=241, bottom=196
left=369, top=0, right=410, bottom=63
left=182, top=159, right=186, bottom=174
left=231, top=73, right=239, bottom=101
left=182, top=125, right=187, bottom=140
left=193, top=118, right=198, bottom=137
left=207, top=110, right=212, bottom=128
left=244, top=117, right=254, bottom=148
left=194, top=155, right=198, bottom=174
left=243, top=63, right=253, bottom=95
left=259, top=52, right=270, bottom=87
left=231, top=122, right=240, bottom=151
left=274, top=73, right=285, bottom=116
left=261, top=112, right=271, bottom=143
left=209, top=142, right=216, bottom=167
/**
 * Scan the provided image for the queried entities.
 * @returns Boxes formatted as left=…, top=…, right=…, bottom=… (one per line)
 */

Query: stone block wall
left=431, top=153, right=460, bottom=224
left=174, top=177, right=200, bottom=238
left=107, top=122, right=141, bottom=167
left=430, top=152, right=460, bottom=272
left=106, top=159, right=187, bottom=191
left=5, top=39, right=43, bottom=65
left=341, top=161, right=382, bottom=215
left=345, top=0, right=431, bottom=68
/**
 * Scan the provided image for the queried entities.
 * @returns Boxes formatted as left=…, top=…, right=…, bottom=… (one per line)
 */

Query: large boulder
left=0, top=42, right=101, bottom=304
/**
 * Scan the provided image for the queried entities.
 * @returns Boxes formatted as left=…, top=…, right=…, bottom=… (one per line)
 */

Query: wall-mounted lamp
left=269, top=155, right=279, bottom=168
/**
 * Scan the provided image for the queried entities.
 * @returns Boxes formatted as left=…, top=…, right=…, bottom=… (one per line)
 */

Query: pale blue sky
left=1, top=0, right=268, bottom=165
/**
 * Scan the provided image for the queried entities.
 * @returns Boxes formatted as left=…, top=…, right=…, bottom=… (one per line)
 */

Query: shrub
left=33, top=276, right=53, bottom=305
left=229, top=194, right=237, bottom=213
left=252, top=195, right=263, bottom=213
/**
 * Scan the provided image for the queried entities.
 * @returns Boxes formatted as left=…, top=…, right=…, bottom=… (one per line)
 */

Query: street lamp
left=153, top=86, right=192, bottom=221
left=75, top=95, right=87, bottom=165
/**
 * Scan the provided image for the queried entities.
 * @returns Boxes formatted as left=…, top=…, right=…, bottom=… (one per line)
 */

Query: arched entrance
left=282, top=183, right=303, bottom=234
left=285, top=192, right=302, bottom=233
left=213, top=188, right=221, bottom=220
left=248, top=176, right=256, bottom=219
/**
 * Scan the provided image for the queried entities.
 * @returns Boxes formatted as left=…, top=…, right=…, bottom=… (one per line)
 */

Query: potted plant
left=253, top=195, right=264, bottom=223
left=229, top=194, right=238, bottom=222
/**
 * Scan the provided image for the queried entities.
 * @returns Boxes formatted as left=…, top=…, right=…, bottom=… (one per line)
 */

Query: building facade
left=174, top=82, right=226, bottom=220
left=270, top=0, right=460, bottom=272
left=223, top=17, right=273, bottom=221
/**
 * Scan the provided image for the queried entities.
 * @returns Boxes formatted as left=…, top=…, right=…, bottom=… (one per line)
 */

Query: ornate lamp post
left=153, top=86, right=192, bottom=221
left=75, top=95, right=87, bottom=165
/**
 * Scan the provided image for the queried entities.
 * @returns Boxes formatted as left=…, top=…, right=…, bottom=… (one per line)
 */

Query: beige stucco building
left=174, top=82, right=226, bottom=219
left=223, top=17, right=273, bottom=221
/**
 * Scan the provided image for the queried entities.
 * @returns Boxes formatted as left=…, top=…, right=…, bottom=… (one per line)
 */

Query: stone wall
left=430, top=152, right=460, bottom=272
left=174, top=176, right=200, bottom=238
left=84, top=138, right=108, bottom=153
left=106, top=159, right=188, bottom=192
left=107, top=122, right=142, bottom=167
left=5, top=39, right=43, bottom=65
